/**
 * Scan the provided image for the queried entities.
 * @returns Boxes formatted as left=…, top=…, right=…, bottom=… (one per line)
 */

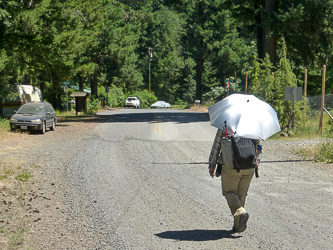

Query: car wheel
left=40, top=121, right=46, bottom=134
left=50, top=119, right=55, bottom=131
left=138, top=104, right=140, bottom=109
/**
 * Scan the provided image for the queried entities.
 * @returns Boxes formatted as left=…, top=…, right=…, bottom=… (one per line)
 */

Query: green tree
left=165, top=0, right=250, bottom=101
left=249, top=54, right=275, bottom=102
left=249, top=38, right=304, bottom=128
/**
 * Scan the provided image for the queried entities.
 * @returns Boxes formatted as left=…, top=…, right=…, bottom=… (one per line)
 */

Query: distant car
left=10, top=102, right=57, bottom=134
left=150, top=101, right=171, bottom=109
left=124, top=97, right=140, bottom=109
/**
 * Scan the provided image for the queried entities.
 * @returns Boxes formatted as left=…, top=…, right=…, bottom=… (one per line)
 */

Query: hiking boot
left=233, top=212, right=249, bottom=233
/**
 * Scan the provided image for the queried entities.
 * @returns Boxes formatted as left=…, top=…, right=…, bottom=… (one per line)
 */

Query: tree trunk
left=195, top=55, right=204, bottom=102
left=255, top=7, right=263, bottom=59
left=40, top=79, right=45, bottom=101
left=90, top=73, right=98, bottom=98
left=263, top=0, right=277, bottom=66
left=23, top=74, right=31, bottom=85
left=78, top=74, right=84, bottom=92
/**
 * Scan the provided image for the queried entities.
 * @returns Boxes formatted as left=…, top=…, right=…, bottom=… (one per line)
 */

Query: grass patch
left=268, top=113, right=333, bottom=140
left=296, top=140, right=333, bottom=163
left=0, top=117, right=10, bottom=133
left=295, top=144, right=319, bottom=160
left=56, top=109, right=77, bottom=117
left=8, top=228, right=26, bottom=250
left=14, top=172, right=32, bottom=182
left=0, top=175, right=8, bottom=181
left=189, top=104, right=208, bottom=112
left=314, top=141, right=333, bottom=163
left=4, top=169, right=15, bottom=174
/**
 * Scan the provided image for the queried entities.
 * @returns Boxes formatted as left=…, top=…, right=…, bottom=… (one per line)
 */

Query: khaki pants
left=221, top=167, right=255, bottom=227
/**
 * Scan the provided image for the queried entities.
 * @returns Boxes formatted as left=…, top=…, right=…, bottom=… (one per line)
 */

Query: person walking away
left=208, top=128, right=260, bottom=233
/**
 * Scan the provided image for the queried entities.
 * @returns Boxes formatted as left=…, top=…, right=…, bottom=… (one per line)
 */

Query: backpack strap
left=231, top=146, right=240, bottom=173
left=255, top=147, right=259, bottom=178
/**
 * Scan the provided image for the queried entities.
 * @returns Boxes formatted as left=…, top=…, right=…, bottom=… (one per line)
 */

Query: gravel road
left=1, top=108, right=332, bottom=249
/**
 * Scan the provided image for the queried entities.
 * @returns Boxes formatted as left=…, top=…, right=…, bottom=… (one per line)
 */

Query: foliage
left=0, top=118, right=9, bottom=133
left=8, top=228, right=26, bottom=249
left=131, top=90, right=158, bottom=108
left=314, top=141, right=333, bottom=163
left=174, top=98, right=188, bottom=109
left=85, top=97, right=101, bottom=115
left=107, top=85, right=126, bottom=107
left=202, top=86, right=225, bottom=102
left=249, top=54, right=275, bottom=102
left=272, top=37, right=303, bottom=128
left=249, top=37, right=306, bottom=129
left=1, top=0, right=333, bottom=121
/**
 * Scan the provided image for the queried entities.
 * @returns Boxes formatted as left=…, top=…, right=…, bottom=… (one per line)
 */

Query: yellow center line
left=154, top=113, right=162, bottom=134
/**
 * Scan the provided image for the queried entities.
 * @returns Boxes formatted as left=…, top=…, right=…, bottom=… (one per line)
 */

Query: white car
left=124, top=97, right=140, bottom=108
left=150, top=101, right=171, bottom=109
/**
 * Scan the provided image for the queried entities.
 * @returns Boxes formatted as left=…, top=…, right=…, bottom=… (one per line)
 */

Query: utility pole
left=148, top=47, right=154, bottom=93
left=303, top=69, right=307, bottom=126
left=245, top=72, right=248, bottom=94
left=148, top=47, right=151, bottom=93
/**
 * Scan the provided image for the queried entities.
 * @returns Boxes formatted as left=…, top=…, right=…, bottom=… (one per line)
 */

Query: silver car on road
left=151, top=101, right=171, bottom=109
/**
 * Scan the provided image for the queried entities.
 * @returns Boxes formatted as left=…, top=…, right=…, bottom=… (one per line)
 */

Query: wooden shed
left=70, top=92, right=89, bottom=115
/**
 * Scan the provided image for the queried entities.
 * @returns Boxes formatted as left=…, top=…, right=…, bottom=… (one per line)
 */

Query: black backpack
left=231, top=137, right=259, bottom=177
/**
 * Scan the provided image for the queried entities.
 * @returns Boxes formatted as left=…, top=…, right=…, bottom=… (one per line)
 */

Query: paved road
left=58, top=108, right=333, bottom=249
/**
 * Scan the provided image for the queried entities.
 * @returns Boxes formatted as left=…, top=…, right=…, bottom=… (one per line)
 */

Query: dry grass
left=0, top=156, right=35, bottom=249
left=0, top=114, right=101, bottom=249
left=189, top=105, right=208, bottom=112
left=0, top=118, right=10, bottom=135
left=295, top=144, right=319, bottom=160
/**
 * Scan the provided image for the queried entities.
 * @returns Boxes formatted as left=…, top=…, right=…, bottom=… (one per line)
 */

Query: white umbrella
left=208, top=94, right=281, bottom=140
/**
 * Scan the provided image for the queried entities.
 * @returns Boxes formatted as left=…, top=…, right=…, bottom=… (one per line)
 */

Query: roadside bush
left=131, top=90, right=158, bottom=108
left=314, top=141, right=333, bottom=163
left=86, top=97, right=101, bottom=114
left=174, top=98, right=188, bottom=109
left=325, top=114, right=333, bottom=136
left=249, top=38, right=306, bottom=129
left=107, top=85, right=126, bottom=107
left=0, top=117, right=9, bottom=132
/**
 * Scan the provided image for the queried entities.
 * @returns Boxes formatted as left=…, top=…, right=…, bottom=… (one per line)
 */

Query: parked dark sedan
left=10, top=102, right=57, bottom=134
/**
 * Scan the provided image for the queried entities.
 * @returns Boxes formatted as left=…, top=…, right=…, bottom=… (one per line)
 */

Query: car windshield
left=127, top=98, right=136, bottom=101
left=18, top=105, right=44, bottom=115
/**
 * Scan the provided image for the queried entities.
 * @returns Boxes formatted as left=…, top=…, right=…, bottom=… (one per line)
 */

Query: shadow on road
left=58, top=111, right=209, bottom=124
left=261, top=159, right=312, bottom=163
left=155, top=229, right=241, bottom=241
left=153, top=162, right=208, bottom=165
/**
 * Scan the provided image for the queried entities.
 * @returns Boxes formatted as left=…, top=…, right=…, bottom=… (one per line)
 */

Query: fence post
left=319, top=65, right=326, bottom=134
left=304, top=69, right=307, bottom=126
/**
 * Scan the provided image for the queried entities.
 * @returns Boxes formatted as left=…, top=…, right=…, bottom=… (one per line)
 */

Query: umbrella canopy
left=208, top=94, right=281, bottom=140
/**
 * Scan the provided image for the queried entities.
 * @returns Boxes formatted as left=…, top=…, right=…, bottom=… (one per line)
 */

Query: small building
left=70, top=92, right=89, bottom=115
left=1, top=85, right=41, bottom=117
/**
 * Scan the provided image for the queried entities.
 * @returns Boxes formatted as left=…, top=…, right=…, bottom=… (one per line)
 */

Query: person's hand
left=209, top=165, right=216, bottom=178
